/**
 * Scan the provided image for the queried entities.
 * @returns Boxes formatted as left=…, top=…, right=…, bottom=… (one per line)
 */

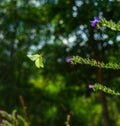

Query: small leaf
left=35, top=57, right=44, bottom=68
left=27, top=54, right=39, bottom=61
left=27, top=54, right=44, bottom=68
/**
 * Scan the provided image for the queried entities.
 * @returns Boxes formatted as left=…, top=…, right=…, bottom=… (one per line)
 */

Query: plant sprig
left=0, top=110, right=28, bottom=126
left=72, top=56, right=120, bottom=69
left=97, top=18, right=120, bottom=31
left=89, top=83, right=120, bottom=96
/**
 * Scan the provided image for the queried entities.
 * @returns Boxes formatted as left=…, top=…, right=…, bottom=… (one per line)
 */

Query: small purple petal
left=91, top=21, right=97, bottom=27
left=91, top=16, right=100, bottom=27
left=8, top=114, right=11, bottom=117
left=2, top=119, right=5, bottom=123
left=16, top=114, right=20, bottom=118
left=89, top=84, right=94, bottom=89
left=66, top=58, right=72, bottom=63
left=94, top=16, right=99, bottom=20
left=0, top=110, right=3, bottom=114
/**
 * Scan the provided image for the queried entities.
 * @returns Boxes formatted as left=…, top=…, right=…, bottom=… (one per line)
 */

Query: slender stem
left=97, top=68, right=110, bottom=126
left=19, top=95, right=31, bottom=126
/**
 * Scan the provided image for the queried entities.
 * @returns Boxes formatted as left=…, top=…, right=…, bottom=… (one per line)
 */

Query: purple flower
left=16, top=114, right=20, bottom=118
left=89, top=84, right=94, bottom=89
left=91, top=17, right=100, bottom=27
left=1, top=119, right=5, bottom=124
left=66, top=57, right=72, bottom=63
left=8, top=114, right=11, bottom=117
left=0, top=110, right=3, bottom=114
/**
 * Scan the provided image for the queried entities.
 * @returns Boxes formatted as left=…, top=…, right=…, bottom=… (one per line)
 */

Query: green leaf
left=27, top=54, right=44, bottom=68
left=27, top=54, right=39, bottom=61
left=35, top=57, right=44, bottom=68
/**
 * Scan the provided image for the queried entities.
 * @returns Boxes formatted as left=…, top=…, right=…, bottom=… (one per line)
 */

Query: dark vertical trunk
left=97, top=68, right=110, bottom=126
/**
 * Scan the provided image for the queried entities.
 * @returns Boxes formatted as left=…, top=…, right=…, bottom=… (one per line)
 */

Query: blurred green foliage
left=0, top=0, right=120, bottom=126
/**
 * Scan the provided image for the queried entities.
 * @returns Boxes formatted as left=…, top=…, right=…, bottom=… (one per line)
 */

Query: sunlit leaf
left=35, top=57, right=44, bottom=68
left=27, top=54, right=39, bottom=61
left=27, top=54, right=44, bottom=68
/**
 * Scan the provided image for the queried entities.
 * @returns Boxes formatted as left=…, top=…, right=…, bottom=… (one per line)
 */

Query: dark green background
left=0, top=0, right=120, bottom=125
